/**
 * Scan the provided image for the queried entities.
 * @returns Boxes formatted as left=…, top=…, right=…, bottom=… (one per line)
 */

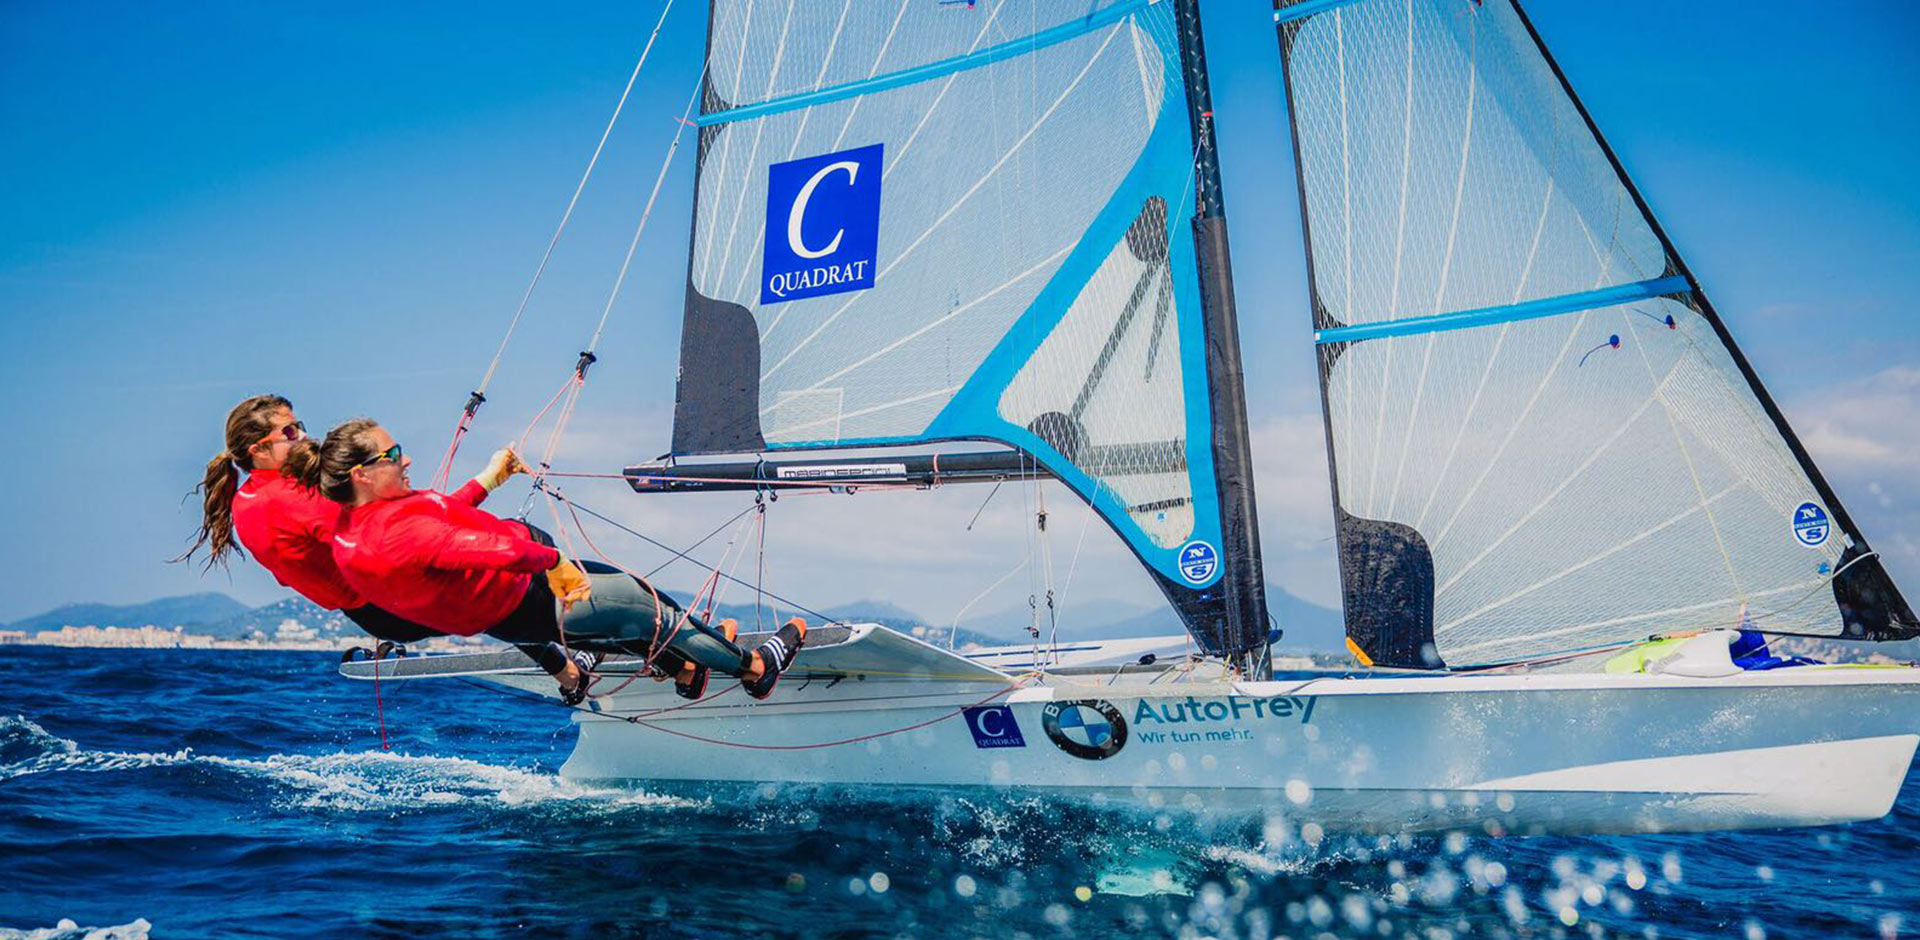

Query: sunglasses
left=357, top=443, right=404, bottom=468
left=256, top=421, right=307, bottom=446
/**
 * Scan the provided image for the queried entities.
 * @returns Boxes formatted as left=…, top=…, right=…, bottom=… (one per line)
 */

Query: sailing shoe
left=647, top=650, right=688, bottom=681
left=560, top=649, right=603, bottom=706
left=741, top=618, right=807, bottom=701
left=674, top=618, right=739, bottom=701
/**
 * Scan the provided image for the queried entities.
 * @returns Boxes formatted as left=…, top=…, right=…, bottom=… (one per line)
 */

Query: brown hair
left=285, top=418, right=382, bottom=505
left=176, top=394, right=291, bottom=570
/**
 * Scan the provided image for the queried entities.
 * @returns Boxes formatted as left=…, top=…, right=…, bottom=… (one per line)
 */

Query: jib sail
left=1272, top=0, right=1917, bottom=667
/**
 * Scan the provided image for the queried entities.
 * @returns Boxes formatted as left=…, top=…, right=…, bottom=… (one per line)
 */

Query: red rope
left=371, top=656, right=391, bottom=751
left=518, top=374, right=581, bottom=452
left=430, top=413, right=475, bottom=493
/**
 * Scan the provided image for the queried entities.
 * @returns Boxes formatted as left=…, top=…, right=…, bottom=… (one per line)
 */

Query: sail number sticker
left=1792, top=502, right=1831, bottom=548
left=761, top=143, right=883, bottom=305
left=1177, top=540, right=1219, bottom=585
left=1042, top=700, right=1127, bottom=761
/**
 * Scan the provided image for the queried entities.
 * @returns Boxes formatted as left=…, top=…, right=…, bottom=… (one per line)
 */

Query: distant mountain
left=659, top=591, right=1004, bottom=648
left=1041, top=587, right=1344, bottom=651
left=7, top=593, right=250, bottom=631
left=198, top=597, right=353, bottom=640
left=7, top=581, right=1345, bottom=653
left=961, top=597, right=1157, bottom=639
left=942, top=587, right=1346, bottom=651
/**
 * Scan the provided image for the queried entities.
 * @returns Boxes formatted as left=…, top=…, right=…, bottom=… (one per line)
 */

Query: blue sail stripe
left=698, top=0, right=1147, bottom=128
left=1313, top=275, right=1692, bottom=344
left=1274, top=0, right=1366, bottom=25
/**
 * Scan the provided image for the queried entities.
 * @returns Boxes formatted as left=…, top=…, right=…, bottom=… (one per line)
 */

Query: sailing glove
left=546, top=558, right=592, bottom=611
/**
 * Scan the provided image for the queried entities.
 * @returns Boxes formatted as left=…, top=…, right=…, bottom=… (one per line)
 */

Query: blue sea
left=3, top=646, right=1916, bottom=939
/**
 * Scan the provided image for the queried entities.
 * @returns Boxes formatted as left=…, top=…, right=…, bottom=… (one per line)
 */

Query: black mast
left=1171, top=0, right=1272, bottom=668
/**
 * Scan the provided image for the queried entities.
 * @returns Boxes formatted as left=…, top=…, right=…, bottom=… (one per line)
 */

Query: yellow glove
left=475, top=446, right=531, bottom=492
left=546, top=558, right=592, bottom=611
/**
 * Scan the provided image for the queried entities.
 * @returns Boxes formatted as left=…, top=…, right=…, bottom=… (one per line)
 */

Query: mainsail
left=669, top=1, right=1268, bottom=657
left=1272, top=0, right=1918, bottom=667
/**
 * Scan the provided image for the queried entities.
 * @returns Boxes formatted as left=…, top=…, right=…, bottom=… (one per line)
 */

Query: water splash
left=0, top=919, right=151, bottom=940
left=0, top=715, right=700, bottom=814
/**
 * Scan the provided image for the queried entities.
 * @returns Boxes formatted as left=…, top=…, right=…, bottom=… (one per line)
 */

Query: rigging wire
left=541, top=484, right=837, bottom=626
left=432, top=0, right=678, bottom=489
left=456, top=671, right=1039, bottom=752
left=513, top=67, right=706, bottom=507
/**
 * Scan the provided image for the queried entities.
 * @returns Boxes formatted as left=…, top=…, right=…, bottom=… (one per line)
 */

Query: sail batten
left=700, top=1, right=1149, bottom=128
left=1316, top=274, right=1690, bottom=343
left=1274, top=0, right=1916, bottom=668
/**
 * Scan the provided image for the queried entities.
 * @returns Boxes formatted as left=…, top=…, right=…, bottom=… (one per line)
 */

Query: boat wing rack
left=339, top=622, right=1013, bottom=684
left=622, top=450, right=1048, bottom=494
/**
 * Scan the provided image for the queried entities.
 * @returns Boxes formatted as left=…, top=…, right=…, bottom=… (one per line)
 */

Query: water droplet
left=1285, top=778, right=1313, bottom=805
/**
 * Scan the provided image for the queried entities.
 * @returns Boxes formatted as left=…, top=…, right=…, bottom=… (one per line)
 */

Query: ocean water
left=2, top=646, right=1915, bottom=939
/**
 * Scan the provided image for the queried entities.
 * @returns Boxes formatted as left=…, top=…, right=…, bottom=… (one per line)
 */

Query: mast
left=1172, top=0, right=1272, bottom=666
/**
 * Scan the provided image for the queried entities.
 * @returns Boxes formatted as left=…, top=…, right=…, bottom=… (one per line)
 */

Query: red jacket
left=331, top=485, right=560, bottom=636
left=232, top=466, right=366, bottom=611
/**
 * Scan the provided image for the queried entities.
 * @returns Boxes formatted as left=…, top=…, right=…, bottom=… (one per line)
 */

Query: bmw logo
left=1041, top=699, right=1128, bottom=761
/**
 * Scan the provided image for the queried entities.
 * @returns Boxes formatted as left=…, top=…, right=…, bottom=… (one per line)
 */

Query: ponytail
left=283, top=439, right=324, bottom=492
left=174, top=394, right=291, bottom=570
left=175, top=453, right=244, bottom=569
left=293, top=418, right=381, bottom=505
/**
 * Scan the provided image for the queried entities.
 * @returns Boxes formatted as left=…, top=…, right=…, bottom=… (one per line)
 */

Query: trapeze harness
left=330, top=485, right=753, bottom=678
left=231, top=466, right=437, bottom=644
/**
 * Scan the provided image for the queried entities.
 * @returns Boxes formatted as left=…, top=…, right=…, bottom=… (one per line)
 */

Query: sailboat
left=345, top=0, right=1920, bottom=834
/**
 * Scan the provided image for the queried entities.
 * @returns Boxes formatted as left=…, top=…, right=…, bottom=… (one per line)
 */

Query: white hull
left=350, top=625, right=1920, bottom=834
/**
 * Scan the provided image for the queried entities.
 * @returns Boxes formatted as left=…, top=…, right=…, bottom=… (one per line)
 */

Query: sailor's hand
left=476, top=447, right=531, bottom=491
left=547, top=558, right=592, bottom=611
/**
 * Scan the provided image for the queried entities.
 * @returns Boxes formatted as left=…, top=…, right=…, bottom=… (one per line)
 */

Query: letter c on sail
left=787, top=160, right=859, bottom=259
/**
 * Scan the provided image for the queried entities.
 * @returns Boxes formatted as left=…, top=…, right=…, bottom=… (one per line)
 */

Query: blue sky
left=2, top=0, right=1916, bottom=627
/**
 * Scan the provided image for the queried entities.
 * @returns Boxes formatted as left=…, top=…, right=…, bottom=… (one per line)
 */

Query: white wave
left=0, top=715, right=701, bottom=814
left=0, top=918, right=151, bottom=940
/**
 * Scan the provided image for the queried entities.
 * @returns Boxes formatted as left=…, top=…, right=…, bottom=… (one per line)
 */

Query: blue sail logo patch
left=761, top=143, right=883, bottom=305
left=1177, top=540, right=1219, bottom=585
left=1792, top=502, right=1830, bottom=548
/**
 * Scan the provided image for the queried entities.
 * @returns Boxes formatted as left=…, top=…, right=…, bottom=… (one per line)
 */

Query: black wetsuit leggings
left=341, top=604, right=440, bottom=644
left=475, top=523, right=572, bottom=675
left=481, top=523, right=693, bottom=676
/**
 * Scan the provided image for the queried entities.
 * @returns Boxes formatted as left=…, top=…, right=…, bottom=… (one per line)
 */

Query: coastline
left=0, top=624, right=493, bottom=654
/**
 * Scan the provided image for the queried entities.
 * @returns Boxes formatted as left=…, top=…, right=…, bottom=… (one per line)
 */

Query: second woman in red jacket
left=289, top=419, right=804, bottom=704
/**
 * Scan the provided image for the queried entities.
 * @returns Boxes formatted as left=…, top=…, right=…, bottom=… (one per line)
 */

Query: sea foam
left=0, top=715, right=699, bottom=814
left=0, top=918, right=151, bottom=940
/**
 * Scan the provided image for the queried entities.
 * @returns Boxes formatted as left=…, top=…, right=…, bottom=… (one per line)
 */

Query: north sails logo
left=761, top=143, right=882, bottom=304
left=1792, top=501, right=1831, bottom=548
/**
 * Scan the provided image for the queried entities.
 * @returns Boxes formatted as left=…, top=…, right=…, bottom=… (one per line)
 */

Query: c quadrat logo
left=962, top=705, right=1026, bottom=749
left=761, top=143, right=883, bottom=305
left=1042, top=699, right=1128, bottom=761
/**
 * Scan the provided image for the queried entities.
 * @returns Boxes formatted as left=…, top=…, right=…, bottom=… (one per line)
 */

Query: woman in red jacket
left=179, top=394, right=495, bottom=645
left=291, top=419, right=804, bottom=704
